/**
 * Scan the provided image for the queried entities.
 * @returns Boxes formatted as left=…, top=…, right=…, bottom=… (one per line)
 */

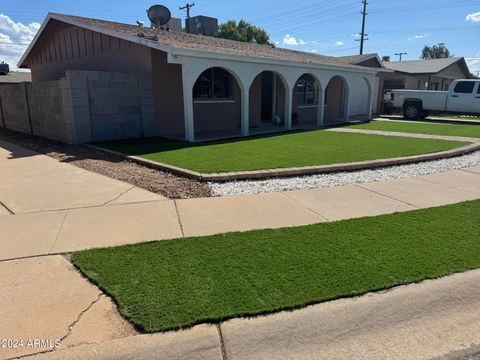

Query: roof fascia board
left=18, top=14, right=52, bottom=67
left=168, top=51, right=378, bottom=75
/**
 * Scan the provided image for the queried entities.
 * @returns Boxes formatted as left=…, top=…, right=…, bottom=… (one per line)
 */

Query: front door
left=448, top=81, right=476, bottom=113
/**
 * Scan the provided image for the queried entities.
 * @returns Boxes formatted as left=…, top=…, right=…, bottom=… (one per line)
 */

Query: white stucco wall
left=168, top=53, right=377, bottom=141
left=348, top=76, right=372, bottom=118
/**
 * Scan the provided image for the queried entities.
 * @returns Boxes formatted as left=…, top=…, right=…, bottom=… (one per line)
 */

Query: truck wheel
left=403, top=104, right=420, bottom=120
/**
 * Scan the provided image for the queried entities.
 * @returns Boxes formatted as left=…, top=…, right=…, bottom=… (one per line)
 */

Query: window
left=296, top=74, right=318, bottom=106
left=454, top=81, right=475, bottom=94
left=193, top=68, right=231, bottom=100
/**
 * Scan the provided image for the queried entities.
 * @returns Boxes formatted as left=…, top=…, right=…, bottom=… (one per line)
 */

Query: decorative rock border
left=87, top=141, right=480, bottom=182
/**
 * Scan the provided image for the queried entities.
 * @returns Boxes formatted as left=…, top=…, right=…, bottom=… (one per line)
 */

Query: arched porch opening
left=324, top=75, right=349, bottom=125
left=248, top=71, right=287, bottom=134
left=192, top=67, right=242, bottom=139
left=292, top=73, right=322, bottom=128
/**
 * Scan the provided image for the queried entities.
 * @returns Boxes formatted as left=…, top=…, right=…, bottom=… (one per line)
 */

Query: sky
left=0, top=0, right=479, bottom=74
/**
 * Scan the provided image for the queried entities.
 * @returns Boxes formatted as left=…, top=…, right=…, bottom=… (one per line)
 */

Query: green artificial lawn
left=349, top=120, right=480, bottom=138
left=96, top=130, right=465, bottom=173
left=72, top=200, right=480, bottom=333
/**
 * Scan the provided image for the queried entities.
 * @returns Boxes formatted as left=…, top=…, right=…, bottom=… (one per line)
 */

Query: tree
left=218, top=20, right=272, bottom=45
left=382, top=56, right=390, bottom=62
left=421, top=43, right=451, bottom=60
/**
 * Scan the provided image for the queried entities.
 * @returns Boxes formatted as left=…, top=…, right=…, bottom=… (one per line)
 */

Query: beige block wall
left=0, top=83, right=31, bottom=134
left=28, top=80, right=69, bottom=141
left=0, top=71, right=155, bottom=144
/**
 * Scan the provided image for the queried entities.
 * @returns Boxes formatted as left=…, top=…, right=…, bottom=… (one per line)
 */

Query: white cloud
left=408, top=34, right=428, bottom=41
left=466, top=12, right=480, bottom=22
left=282, top=34, right=306, bottom=46
left=351, top=34, right=361, bottom=39
left=335, top=41, right=344, bottom=46
left=466, top=55, right=480, bottom=76
left=0, top=14, right=40, bottom=70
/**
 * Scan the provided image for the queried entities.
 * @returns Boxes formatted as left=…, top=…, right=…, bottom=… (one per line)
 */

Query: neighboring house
left=0, top=63, right=31, bottom=84
left=339, top=55, right=471, bottom=114
left=12, top=13, right=377, bottom=144
left=382, top=57, right=471, bottom=92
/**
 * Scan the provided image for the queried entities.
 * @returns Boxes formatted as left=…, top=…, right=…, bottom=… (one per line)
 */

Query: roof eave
left=169, top=49, right=378, bottom=74
left=19, top=13, right=376, bottom=75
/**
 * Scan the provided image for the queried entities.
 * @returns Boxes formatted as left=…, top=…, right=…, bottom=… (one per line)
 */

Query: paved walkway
left=327, top=127, right=480, bottom=143
left=2, top=140, right=480, bottom=359
left=1, top=139, right=480, bottom=260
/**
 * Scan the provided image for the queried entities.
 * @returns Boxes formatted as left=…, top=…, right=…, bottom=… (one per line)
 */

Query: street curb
left=86, top=141, right=480, bottom=182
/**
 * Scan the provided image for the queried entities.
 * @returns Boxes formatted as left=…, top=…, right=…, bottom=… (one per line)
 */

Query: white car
left=389, top=79, right=480, bottom=120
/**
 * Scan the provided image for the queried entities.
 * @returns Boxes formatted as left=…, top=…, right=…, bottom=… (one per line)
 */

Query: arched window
left=193, top=68, right=232, bottom=100
left=296, top=74, right=318, bottom=106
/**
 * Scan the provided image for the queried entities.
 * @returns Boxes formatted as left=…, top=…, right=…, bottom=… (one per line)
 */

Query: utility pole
left=180, top=2, right=195, bottom=32
left=358, top=0, right=368, bottom=55
left=395, top=52, right=407, bottom=61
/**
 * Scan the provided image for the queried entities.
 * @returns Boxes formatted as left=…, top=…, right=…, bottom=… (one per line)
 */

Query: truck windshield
left=454, top=82, right=475, bottom=94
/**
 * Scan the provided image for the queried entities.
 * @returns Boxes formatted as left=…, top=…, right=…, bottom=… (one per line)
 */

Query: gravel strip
left=0, top=128, right=212, bottom=199
left=210, top=151, right=480, bottom=196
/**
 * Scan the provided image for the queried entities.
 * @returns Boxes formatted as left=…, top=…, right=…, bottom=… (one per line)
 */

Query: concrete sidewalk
left=1, top=140, right=480, bottom=260
left=22, top=269, right=480, bottom=360
left=2, top=141, right=480, bottom=359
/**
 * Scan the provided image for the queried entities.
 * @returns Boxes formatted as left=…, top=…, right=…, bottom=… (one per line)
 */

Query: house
left=339, top=55, right=471, bottom=114
left=382, top=57, right=471, bottom=92
left=0, top=63, right=31, bottom=85
left=11, top=13, right=377, bottom=144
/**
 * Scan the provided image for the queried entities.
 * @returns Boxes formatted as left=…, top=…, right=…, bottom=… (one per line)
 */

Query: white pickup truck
left=389, top=79, right=480, bottom=120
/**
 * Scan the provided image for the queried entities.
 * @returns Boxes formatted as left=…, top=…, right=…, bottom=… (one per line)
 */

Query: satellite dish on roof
left=147, top=5, right=171, bottom=28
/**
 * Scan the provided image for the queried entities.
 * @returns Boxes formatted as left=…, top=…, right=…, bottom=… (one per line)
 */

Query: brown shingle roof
left=46, top=13, right=366, bottom=70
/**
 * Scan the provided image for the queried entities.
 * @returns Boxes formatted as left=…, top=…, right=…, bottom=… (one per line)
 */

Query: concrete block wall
left=0, top=70, right=155, bottom=144
left=0, top=83, right=32, bottom=134
left=66, top=70, right=155, bottom=142
left=27, top=80, right=69, bottom=141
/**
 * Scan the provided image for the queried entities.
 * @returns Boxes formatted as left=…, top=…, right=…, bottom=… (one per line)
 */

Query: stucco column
left=181, top=66, right=195, bottom=142
left=367, top=81, right=374, bottom=120
left=317, top=88, right=325, bottom=126
left=284, top=85, right=292, bottom=130
left=241, top=87, right=250, bottom=137
left=271, top=74, right=277, bottom=119
left=344, top=82, right=350, bottom=122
